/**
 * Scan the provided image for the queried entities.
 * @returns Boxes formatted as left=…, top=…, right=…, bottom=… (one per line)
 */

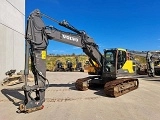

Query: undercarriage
left=75, top=76, right=139, bottom=97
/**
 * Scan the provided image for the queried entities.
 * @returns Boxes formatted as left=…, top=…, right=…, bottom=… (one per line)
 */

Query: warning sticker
left=41, top=50, right=46, bottom=59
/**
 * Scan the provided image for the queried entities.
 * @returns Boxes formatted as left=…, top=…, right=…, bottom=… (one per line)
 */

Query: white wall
left=0, top=0, right=25, bottom=80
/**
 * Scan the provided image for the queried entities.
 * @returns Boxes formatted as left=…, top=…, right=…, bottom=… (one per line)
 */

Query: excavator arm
left=27, top=9, right=103, bottom=72
left=18, top=9, right=103, bottom=113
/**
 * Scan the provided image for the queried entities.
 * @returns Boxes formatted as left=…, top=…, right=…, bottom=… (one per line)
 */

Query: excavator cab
left=103, top=48, right=137, bottom=79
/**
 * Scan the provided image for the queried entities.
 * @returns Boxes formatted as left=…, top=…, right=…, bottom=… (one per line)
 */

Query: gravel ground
left=0, top=72, right=160, bottom=120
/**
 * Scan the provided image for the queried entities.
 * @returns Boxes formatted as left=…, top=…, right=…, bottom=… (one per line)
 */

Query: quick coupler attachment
left=17, top=85, right=45, bottom=113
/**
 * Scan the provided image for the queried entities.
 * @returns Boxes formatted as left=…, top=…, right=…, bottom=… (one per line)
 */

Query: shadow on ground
left=48, top=83, right=91, bottom=91
left=49, top=83, right=75, bottom=87
left=1, top=82, right=117, bottom=107
left=1, top=88, right=24, bottom=106
left=1, top=83, right=76, bottom=106
left=49, top=83, right=108, bottom=97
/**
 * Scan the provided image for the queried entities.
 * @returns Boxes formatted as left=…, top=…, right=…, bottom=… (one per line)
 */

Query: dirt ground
left=0, top=72, right=160, bottom=120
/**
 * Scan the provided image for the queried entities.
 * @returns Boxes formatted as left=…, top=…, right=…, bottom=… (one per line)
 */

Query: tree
left=71, top=53, right=76, bottom=56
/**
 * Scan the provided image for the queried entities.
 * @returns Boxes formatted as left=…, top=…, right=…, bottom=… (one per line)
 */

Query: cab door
left=117, top=50, right=127, bottom=70
left=102, top=49, right=117, bottom=80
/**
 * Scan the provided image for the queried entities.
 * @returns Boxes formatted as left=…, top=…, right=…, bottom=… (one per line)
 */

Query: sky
left=26, top=0, right=160, bottom=55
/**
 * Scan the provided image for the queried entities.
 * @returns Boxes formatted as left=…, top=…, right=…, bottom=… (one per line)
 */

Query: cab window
left=117, top=50, right=126, bottom=68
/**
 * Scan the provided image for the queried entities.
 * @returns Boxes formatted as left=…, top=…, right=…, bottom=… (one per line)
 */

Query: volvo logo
left=62, top=34, right=78, bottom=42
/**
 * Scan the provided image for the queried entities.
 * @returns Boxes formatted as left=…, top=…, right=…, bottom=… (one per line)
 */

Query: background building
left=0, top=0, right=25, bottom=80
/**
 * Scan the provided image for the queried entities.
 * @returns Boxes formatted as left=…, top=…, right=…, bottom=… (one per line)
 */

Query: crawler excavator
left=65, top=60, right=74, bottom=71
left=18, top=9, right=139, bottom=113
left=74, top=57, right=84, bottom=72
left=53, top=60, right=65, bottom=72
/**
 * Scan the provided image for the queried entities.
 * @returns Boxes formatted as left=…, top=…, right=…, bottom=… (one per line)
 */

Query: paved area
left=0, top=72, right=160, bottom=120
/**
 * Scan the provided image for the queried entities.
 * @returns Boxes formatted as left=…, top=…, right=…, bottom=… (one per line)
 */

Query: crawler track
left=104, top=78, right=139, bottom=97
left=75, top=77, right=139, bottom=97
left=75, top=77, right=90, bottom=91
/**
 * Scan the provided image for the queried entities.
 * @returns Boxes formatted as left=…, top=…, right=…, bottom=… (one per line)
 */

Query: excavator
left=65, top=60, right=74, bottom=71
left=18, top=9, right=139, bottom=113
left=128, top=50, right=160, bottom=76
left=53, top=60, right=65, bottom=72
left=75, top=57, right=84, bottom=72
left=145, top=51, right=160, bottom=76
left=154, top=59, right=160, bottom=75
